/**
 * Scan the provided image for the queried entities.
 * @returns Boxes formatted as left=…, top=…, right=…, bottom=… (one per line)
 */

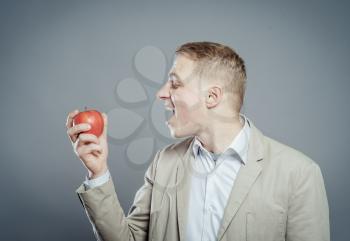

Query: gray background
left=1, top=0, right=349, bottom=240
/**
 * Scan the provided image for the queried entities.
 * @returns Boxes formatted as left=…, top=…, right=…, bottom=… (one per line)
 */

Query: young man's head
left=156, top=41, right=247, bottom=139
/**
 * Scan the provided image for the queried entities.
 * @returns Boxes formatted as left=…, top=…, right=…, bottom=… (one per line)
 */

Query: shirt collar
left=192, top=113, right=251, bottom=165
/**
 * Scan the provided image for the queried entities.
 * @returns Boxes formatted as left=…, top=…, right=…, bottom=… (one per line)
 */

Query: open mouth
left=165, top=107, right=175, bottom=120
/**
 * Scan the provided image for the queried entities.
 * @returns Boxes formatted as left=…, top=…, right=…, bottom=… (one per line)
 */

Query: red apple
left=73, top=109, right=104, bottom=137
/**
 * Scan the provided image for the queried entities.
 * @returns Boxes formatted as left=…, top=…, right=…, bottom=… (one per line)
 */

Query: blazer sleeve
left=75, top=150, right=161, bottom=241
left=286, top=162, right=330, bottom=241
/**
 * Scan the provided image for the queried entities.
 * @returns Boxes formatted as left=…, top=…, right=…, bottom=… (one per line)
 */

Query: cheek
left=173, top=92, right=202, bottom=120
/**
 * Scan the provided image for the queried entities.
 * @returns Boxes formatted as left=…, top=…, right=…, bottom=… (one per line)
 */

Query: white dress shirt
left=83, top=113, right=251, bottom=241
left=185, top=113, right=251, bottom=241
left=83, top=169, right=110, bottom=190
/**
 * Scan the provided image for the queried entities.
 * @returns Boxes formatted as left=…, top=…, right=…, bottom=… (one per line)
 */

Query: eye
left=170, top=80, right=179, bottom=89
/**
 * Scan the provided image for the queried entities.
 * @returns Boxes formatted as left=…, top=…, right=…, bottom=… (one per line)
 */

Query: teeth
left=164, top=106, right=175, bottom=117
left=165, top=107, right=175, bottom=113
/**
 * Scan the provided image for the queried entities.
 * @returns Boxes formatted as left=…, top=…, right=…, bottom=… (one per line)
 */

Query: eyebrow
left=168, top=72, right=184, bottom=84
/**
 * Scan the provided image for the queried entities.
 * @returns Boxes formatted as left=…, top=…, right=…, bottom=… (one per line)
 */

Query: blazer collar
left=176, top=119, right=265, bottom=241
left=176, top=136, right=196, bottom=241
left=216, top=120, right=265, bottom=240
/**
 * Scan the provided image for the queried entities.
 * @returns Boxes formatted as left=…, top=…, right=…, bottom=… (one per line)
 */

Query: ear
left=205, top=86, right=222, bottom=108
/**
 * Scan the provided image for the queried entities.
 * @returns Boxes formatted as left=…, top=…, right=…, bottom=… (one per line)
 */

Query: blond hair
left=175, top=41, right=246, bottom=112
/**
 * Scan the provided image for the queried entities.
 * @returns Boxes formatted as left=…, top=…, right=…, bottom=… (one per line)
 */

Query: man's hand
left=66, top=109, right=109, bottom=179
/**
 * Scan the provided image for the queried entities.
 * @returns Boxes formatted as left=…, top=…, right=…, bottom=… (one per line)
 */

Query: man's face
left=156, top=54, right=206, bottom=138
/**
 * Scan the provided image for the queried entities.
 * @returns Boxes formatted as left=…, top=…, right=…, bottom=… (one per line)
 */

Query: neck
left=196, top=113, right=244, bottom=154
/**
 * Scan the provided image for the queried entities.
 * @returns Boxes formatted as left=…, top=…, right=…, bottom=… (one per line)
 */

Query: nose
left=156, top=82, right=171, bottom=100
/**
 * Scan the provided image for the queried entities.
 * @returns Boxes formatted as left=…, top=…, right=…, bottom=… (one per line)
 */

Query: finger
left=78, top=143, right=102, bottom=157
left=77, top=133, right=100, bottom=146
left=65, top=109, right=79, bottom=129
left=67, top=123, right=91, bottom=142
left=101, top=112, right=108, bottom=138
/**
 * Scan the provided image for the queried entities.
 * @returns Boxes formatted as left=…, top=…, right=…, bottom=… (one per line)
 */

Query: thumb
left=101, top=112, right=108, bottom=138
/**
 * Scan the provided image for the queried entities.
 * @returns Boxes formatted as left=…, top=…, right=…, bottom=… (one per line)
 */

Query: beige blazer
left=76, top=121, right=330, bottom=241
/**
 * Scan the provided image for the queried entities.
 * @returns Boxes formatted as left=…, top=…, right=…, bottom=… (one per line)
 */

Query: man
left=66, top=42, right=330, bottom=241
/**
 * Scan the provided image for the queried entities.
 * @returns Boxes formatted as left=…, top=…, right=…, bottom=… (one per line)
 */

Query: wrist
left=88, top=166, right=108, bottom=180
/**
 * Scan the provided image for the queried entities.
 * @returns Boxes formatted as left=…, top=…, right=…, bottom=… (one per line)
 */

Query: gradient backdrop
left=1, top=0, right=349, bottom=240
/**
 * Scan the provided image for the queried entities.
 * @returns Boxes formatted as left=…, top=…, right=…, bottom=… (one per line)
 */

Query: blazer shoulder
left=264, top=135, right=318, bottom=171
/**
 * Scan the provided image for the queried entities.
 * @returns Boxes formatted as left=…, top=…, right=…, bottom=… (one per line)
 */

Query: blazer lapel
left=176, top=137, right=195, bottom=241
left=217, top=122, right=265, bottom=240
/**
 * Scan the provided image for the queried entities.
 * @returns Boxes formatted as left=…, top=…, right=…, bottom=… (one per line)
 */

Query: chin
left=168, top=125, right=196, bottom=139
